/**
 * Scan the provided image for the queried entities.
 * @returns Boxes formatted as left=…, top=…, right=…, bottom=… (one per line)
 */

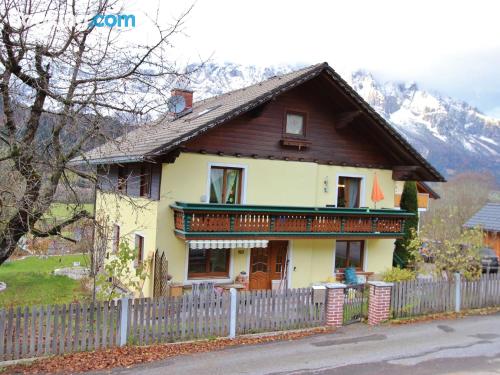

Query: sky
left=124, top=0, right=500, bottom=117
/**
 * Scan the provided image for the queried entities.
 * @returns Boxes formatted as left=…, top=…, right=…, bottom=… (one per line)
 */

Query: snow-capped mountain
left=187, top=63, right=500, bottom=183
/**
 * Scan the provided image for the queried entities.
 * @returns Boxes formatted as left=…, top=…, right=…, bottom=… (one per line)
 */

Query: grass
left=0, top=254, right=90, bottom=308
left=44, top=203, right=94, bottom=220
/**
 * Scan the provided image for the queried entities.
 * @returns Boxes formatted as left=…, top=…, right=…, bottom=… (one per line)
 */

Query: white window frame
left=184, top=244, right=234, bottom=284
left=332, top=241, right=336, bottom=276
left=286, top=241, right=293, bottom=289
left=333, top=173, right=366, bottom=208
left=133, top=232, right=145, bottom=267
left=332, top=239, right=367, bottom=273
left=205, top=162, right=248, bottom=204
left=363, top=242, right=368, bottom=272
left=112, top=223, right=121, bottom=253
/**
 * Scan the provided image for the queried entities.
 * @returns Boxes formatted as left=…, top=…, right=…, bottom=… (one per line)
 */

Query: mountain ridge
left=186, top=62, right=500, bottom=183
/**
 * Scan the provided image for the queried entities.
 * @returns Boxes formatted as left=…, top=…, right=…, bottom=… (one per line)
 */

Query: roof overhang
left=78, top=63, right=445, bottom=183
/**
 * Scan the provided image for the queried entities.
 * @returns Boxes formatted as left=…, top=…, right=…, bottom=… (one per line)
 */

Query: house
left=394, top=181, right=440, bottom=212
left=464, top=202, right=500, bottom=257
left=80, top=62, right=444, bottom=297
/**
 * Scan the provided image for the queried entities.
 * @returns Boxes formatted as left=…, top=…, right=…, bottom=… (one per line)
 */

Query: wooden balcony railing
left=171, top=202, right=414, bottom=239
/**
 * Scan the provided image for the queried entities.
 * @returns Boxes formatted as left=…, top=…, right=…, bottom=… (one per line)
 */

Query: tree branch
left=31, top=209, right=92, bottom=239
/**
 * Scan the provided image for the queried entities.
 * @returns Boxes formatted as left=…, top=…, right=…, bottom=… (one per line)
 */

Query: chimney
left=170, top=88, right=193, bottom=110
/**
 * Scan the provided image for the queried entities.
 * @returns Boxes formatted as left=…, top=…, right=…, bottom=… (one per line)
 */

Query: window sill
left=334, top=271, right=373, bottom=282
left=185, top=277, right=233, bottom=284
left=187, top=275, right=230, bottom=280
left=280, top=137, right=311, bottom=149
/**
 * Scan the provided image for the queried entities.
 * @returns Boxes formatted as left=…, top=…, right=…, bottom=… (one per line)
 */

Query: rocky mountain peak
left=187, top=63, right=500, bottom=183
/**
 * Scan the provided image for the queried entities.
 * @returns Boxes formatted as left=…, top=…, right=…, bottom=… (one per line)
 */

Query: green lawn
left=45, top=203, right=94, bottom=220
left=0, top=254, right=90, bottom=308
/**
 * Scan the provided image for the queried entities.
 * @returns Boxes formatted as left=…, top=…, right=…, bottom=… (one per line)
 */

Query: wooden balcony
left=171, top=202, right=414, bottom=240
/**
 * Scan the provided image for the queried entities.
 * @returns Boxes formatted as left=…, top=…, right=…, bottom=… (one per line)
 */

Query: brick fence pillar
left=325, top=283, right=346, bottom=327
left=367, top=281, right=393, bottom=326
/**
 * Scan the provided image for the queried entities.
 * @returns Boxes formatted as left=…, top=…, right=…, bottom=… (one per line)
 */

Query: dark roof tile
left=464, top=202, right=500, bottom=232
left=76, top=62, right=445, bottom=182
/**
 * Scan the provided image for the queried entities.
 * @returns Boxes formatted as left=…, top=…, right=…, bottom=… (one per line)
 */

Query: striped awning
left=187, top=239, right=269, bottom=249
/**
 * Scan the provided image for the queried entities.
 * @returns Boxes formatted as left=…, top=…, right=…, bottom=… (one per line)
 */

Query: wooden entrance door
left=249, top=241, right=288, bottom=290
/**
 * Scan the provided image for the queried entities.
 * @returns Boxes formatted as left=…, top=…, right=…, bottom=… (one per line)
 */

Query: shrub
left=394, top=181, right=419, bottom=266
left=381, top=267, right=416, bottom=283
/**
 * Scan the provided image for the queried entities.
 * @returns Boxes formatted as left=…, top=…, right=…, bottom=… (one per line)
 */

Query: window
left=209, top=167, right=242, bottom=204
left=135, top=234, right=144, bottom=264
left=117, top=166, right=127, bottom=193
left=285, top=111, right=305, bottom=136
left=337, top=176, right=361, bottom=208
left=188, top=249, right=230, bottom=278
left=140, top=165, right=152, bottom=198
left=112, top=224, right=120, bottom=253
left=335, top=240, right=364, bottom=269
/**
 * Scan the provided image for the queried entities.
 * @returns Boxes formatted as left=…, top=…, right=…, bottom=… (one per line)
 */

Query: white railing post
left=454, top=273, right=461, bottom=313
left=119, top=297, right=129, bottom=346
left=229, top=288, right=237, bottom=339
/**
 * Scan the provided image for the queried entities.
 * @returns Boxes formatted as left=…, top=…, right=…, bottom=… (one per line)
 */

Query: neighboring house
left=394, top=181, right=440, bottom=233
left=394, top=181, right=440, bottom=213
left=79, top=62, right=444, bottom=297
left=464, top=202, right=500, bottom=257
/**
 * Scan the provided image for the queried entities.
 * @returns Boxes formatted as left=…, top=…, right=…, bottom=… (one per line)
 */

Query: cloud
left=124, top=0, right=500, bottom=116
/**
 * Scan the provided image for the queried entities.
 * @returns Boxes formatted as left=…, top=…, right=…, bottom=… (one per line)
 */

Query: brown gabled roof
left=417, top=181, right=440, bottom=199
left=77, top=64, right=324, bottom=164
left=77, top=62, right=445, bottom=182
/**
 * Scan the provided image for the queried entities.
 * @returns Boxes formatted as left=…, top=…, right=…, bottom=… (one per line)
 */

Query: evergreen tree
left=394, top=181, right=419, bottom=267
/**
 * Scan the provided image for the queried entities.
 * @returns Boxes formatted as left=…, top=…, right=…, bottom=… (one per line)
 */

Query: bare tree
left=421, top=172, right=496, bottom=242
left=0, top=0, right=194, bottom=264
left=87, top=214, right=109, bottom=303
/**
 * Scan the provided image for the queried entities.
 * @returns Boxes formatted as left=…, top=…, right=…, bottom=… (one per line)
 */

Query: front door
left=249, top=241, right=288, bottom=290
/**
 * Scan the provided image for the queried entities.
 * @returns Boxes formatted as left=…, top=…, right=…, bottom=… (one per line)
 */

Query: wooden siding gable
left=184, top=78, right=400, bottom=169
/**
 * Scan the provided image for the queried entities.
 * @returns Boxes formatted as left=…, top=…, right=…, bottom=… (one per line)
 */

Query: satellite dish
left=168, top=95, right=186, bottom=114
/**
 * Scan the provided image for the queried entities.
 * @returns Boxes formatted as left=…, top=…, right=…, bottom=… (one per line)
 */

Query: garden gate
left=343, top=284, right=367, bottom=324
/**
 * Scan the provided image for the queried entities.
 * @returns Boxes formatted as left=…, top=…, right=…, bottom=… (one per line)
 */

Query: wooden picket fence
left=391, top=274, right=500, bottom=319
left=0, top=301, right=123, bottom=361
left=461, top=273, right=500, bottom=309
left=236, top=288, right=325, bottom=334
left=126, top=292, right=230, bottom=345
left=0, top=287, right=324, bottom=361
left=391, top=279, right=456, bottom=318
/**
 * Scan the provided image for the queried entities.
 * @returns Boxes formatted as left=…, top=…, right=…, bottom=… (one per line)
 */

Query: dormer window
left=285, top=111, right=306, bottom=137
left=281, top=110, right=311, bottom=149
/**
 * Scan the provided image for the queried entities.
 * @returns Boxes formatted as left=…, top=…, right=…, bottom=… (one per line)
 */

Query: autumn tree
left=408, top=227, right=483, bottom=280
left=421, top=172, right=496, bottom=242
left=0, top=0, right=194, bottom=264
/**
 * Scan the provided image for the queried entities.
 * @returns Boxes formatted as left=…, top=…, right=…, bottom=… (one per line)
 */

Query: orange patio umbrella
left=371, top=173, right=385, bottom=208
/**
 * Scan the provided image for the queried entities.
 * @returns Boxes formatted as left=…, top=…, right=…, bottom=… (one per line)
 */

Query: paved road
left=94, top=314, right=500, bottom=375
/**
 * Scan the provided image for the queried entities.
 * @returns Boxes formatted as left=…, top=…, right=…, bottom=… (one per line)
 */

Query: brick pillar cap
left=325, top=282, right=347, bottom=289
left=368, top=281, right=393, bottom=287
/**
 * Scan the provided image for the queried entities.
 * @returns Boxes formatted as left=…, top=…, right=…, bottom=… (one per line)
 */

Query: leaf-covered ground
left=390, top=306, right=500, bottom=325
left=1, top=327, right=333, bottom=374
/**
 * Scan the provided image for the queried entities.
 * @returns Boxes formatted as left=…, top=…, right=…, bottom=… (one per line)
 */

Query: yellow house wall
left=289, top=239, right=335, bottom=288
left=365, top=238, right=395, bottom=274
left=154, top=152, right=396, bottom=290
left=97, top=152, right=398, bottom=295
left=288, top=238, right=395, bottom=287
left=95, top=191, right=158, bottom=297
